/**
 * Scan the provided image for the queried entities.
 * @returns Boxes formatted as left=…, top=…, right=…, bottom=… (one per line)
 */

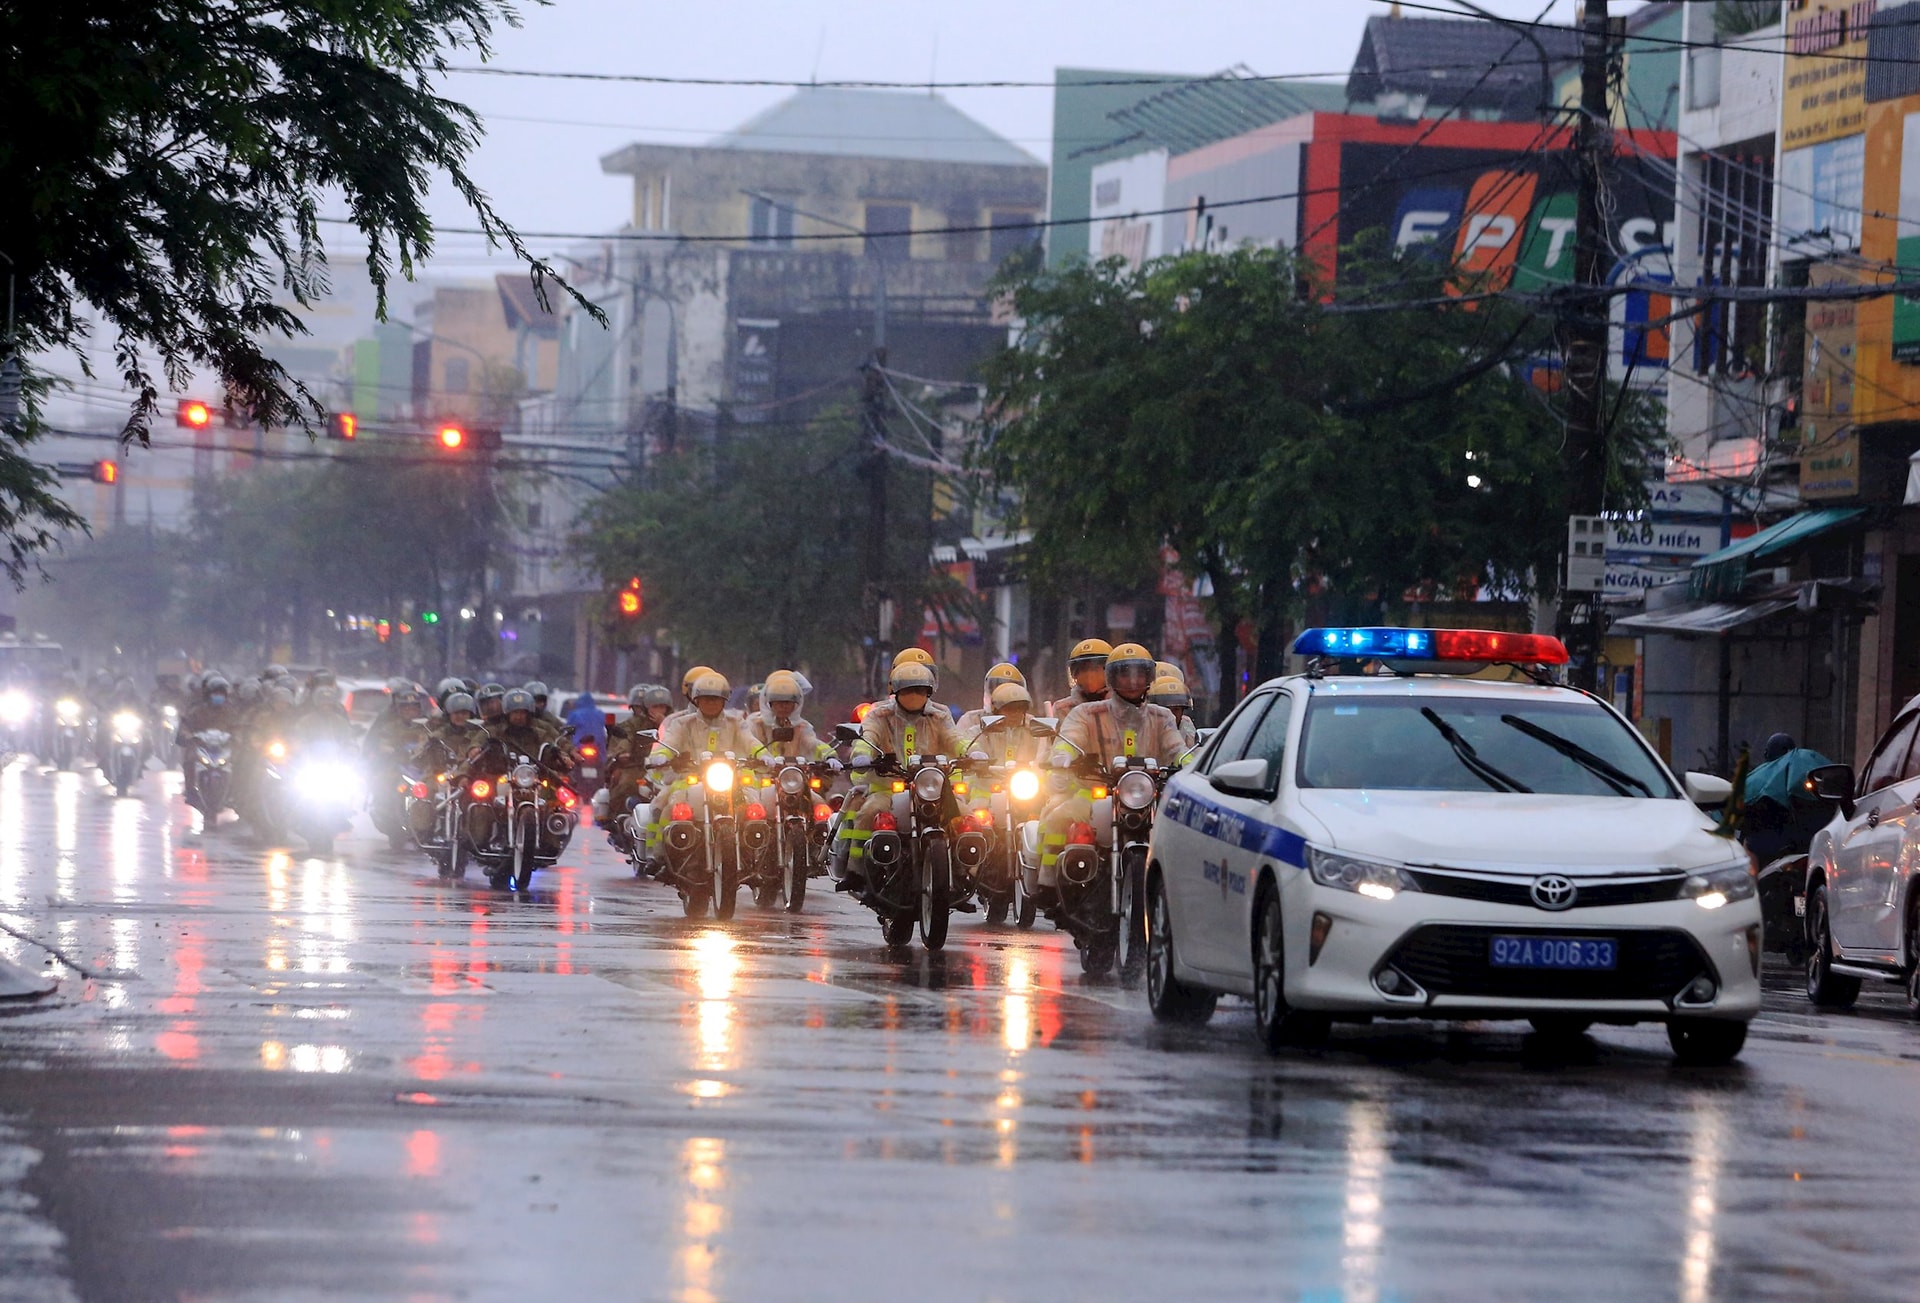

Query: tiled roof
left=1347, top=15, right=1582, bottom=115
left=709, top=88, right=1041, bottom=168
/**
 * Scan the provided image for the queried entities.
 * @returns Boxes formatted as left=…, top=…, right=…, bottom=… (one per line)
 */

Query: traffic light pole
left=1563, top=0, right=1615, bottom=693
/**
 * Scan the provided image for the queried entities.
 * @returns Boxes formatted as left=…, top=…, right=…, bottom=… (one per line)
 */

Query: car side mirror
left=1209, top=757, right=1270, bottom=797
left=1807, top=763, right=1856, bottom=818
left=833, top=723, right=861, bottom=745
left=1683, top=771, right=1733, bottom=809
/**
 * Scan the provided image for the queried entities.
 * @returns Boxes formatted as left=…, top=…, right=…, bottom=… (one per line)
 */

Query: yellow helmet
left=1105, top=644, right=1156, bottom=702
left=690, top=671, right=731, bottom=701
left=1155, top=661, right=1186, bottom=684
left=1148, top=675, right=1191, bottom=710
left=763, top=670, right=805, bottom=704
left=986, top=661, right=1025, bottom=690
left=1068, top=638, right=1112, bottom=673
left=889, top=662, right=938, bottom=696
left=893, top=647, right=935, bottom=669
left=990, top=682, right=1033, bottom=712
left=681, top=665, right=716, bottom=699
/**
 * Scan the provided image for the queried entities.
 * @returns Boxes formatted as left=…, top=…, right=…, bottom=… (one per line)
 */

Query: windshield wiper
left=1419, top=707, right=1532, bottom=794
left=1499, top=714, right=1653, bottom=798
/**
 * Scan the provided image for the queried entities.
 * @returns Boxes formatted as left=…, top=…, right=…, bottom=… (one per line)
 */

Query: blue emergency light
left=1292, top=627, right=1569, bottom=665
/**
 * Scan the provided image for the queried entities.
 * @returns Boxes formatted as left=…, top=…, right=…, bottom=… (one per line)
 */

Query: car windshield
left=1296, top=693, right=1678, bottom=798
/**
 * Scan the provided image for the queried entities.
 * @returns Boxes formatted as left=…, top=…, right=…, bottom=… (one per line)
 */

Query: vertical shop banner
left=1784, top=1, right=1877, bottom=150
left=1802, top=264, right=1861, bottom=499
left=1894, top=111, right=1920, bottom=360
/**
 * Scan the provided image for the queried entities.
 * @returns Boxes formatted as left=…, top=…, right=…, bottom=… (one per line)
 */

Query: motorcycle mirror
left=979, top=714, right=1002, bottom=728
left=832, top=723, right=861, bottom=745
left=1028, top=719, right=1057, bottom=737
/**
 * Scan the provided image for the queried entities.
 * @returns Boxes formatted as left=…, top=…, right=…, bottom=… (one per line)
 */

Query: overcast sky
left=415, top=0, right=1614, bottom=275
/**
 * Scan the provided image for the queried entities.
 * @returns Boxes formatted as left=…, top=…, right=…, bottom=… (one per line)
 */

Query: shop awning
left=1688, top=507, right=1865, bottom=600
left=1613, top=596, right=1799, bottom=636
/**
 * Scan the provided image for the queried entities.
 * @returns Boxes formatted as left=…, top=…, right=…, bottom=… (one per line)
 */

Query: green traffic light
left=422, top=611, right=440, bottom=624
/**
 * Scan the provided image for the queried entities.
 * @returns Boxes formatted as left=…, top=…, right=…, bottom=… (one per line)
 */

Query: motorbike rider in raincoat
left=1037, top=644, right=1189, bottom=887
left=832, top=661, right=961, bottom=896
left=954, top=662, right=1026, bottom=740
left=642, top=673, right=754, bottom=860
left=1048, top=638, right=1112, bottom=720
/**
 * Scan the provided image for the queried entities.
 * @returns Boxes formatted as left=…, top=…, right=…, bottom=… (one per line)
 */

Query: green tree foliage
left=0, top=0, right=593, bottom=582
left=185, top=445, right=500, bottom=667
left=980, top=244, right=1657, bottom=699
left=578, top=409, right=944, bottom=679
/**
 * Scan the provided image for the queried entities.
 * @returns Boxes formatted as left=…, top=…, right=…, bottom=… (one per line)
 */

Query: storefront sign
left=1803, top=264, right=1861, bottom=499
left=1784, top=0, right=1877, bottom=149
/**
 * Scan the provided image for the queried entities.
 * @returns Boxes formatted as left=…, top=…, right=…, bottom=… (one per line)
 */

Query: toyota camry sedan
left=1144, top=627, right=1760, bottom=1065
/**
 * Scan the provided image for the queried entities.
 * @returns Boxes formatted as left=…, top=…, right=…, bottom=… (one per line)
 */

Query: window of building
left=444, top=355, right=471, bottom=394
left=749, top=195, right=794, bottom=246
left=865, top=203, right=913, bottom=260
left=989, top=210, right=1042, bottom=266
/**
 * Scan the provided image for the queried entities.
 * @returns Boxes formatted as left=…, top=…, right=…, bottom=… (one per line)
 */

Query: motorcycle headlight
left=55, top=699, right=81, bottom=723
left=1008, top=768, right=1041, bottom=803
left=512, top=762, right=540, bottom=789
left=778, top=766, right=806, bottom=795
left=1682, top=861, right=1758, bottom=910
left=297, top=761, right=362, bottom=802
left=704, top=761, right=735, bottom=793
left=112, top=711, right=143, bottom=741
left=1115, top=769, right=1156, bottom=811
left=913, top=767, right=946, bottom=803
left=266, top=740, right=288, bottom=761
left=0, top=690, right=31, bottom=726
left=1307, top=847, right=1421, bottom=902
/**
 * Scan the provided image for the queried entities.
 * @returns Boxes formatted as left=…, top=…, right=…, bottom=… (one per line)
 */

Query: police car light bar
left=1292, top=627, right=1569, bottom=665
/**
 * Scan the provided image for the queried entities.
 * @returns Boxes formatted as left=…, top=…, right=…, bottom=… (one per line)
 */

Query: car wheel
left=1145, top=873, right=1215, bottom=1025
left=1805, top=882, right=1860, bottom=1009
left=1252, top=886, right=1329, bottom=1053
left=1667, top=1018, right=1748, bottom=1065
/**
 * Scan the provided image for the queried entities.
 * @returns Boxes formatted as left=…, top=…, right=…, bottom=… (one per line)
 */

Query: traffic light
left=421, top=610, right=440, bottom=625
left=329, top=412, right=357, bottom=441
left=436, top=424, right=465, bottom=451
left=90, top=460, right=118, bottom=484
left=616, top=577, right=643, bottom=619
left=177, top=399, right=213, bottom=430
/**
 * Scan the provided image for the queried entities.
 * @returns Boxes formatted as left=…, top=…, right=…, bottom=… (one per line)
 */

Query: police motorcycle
left=0, top=685, right=36, bottom=759
left=654, top=750, right=764, bottom=920
left=187, top=730, right=235, bottom=822
left=748, top=742, right=838, bottom=913
left=403, top=737, right=470, bottom=880
left=49, top=694, right=86, bottom=771
left=253, top=737, right=362, bottom=857
left=103, top=707, right=146, bottom=796
left=366, top=731, right=424, bottom=852
left=964, top=717, right=1055, bottom=928
left=465, top=741, right=578, bottom=892
left=833, top=725, right=991, bottom=950
left=1039, top=753, right=1172, bottom=979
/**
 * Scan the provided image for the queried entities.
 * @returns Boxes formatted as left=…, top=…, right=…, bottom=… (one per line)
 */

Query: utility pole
left=860, top=347, right=890, bottom=698
left=1563, top=0, right=1617, bottom=692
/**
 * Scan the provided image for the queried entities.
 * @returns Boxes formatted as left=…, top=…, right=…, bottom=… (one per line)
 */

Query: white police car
left=1145, top=627, right=1761, bottom=1065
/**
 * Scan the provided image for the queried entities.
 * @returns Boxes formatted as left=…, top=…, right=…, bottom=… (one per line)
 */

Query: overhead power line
left=445, top=66, right=1356, bottom=90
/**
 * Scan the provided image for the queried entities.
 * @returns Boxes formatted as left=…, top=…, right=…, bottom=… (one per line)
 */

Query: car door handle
left=1867, top=808, right=1881, bottom=829
left=1201, top=811, right=1220, bottom=835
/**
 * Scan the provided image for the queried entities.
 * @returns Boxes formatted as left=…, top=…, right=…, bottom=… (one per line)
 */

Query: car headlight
left=512, top=762, right=540, bottom=789
left=778, top=766, right=806, bottom=795
left=1307, top=847, right=1422, bottom=902
left=704, top=760, right=735, bottom=793
left=1115, top=769, right=1156, bottom=811
left=0, top=690, right=31, bottom=726
left=112, top=711, right=143, bottom=741
left=55, top=699, right=81, bottom=723
left=1682, top=862, right=1757, bottom=910
left=913, top=767, right=946, bottom=803
left=1009, top=768, right=1041, bottom=802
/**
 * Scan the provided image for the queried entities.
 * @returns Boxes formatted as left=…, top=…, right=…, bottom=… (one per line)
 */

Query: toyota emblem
left=1530, top=874, right=1578, bottom=911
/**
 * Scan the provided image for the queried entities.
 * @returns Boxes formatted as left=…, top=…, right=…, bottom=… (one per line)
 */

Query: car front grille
left=1384, top=925, right=1709, bottom=1001
left=1403, top=867, right=1686, bottom=910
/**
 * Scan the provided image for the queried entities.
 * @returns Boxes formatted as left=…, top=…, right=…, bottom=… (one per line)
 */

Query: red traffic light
left=91, top=460, right=118, bottom=484
left=437, top=425, right=465, bottom=450
left=616, top=577, right=643, bottom=618
left=177, top=400, right=212, bottom=430
left=330, top=413, right=357, bottom=441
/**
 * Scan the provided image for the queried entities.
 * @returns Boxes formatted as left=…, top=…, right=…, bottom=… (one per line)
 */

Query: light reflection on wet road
left=1, top=758, right=1919, bottom=1300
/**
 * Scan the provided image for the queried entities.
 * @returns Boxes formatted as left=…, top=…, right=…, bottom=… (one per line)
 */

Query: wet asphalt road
left=2, top=761, right=1919, bottom=1301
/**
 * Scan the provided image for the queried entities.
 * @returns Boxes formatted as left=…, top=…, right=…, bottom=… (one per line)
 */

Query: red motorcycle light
left=1068, top=821, right=1096, bottom=846
left=872, top=812, right=897, bottom=832
left=410, top=782, right=430, bottom=800
left=556, top=787, right=578, bottom=810
left=470, top=779, right=492, bottom=800
left=581, top=744, right=597, bottom=759
left=744, top=803, right=768, bottom=821
left=670, top=802, right=694, bottom=822
left=970, top=808, right=994, bottom=828
left=813, top=802, right=832, bottom=822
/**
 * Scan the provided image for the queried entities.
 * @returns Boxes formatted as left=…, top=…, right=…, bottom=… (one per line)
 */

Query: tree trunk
left=1202, top=553, right=1241, bottom=716
left=1253, top=587, right=1289, bottom=686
